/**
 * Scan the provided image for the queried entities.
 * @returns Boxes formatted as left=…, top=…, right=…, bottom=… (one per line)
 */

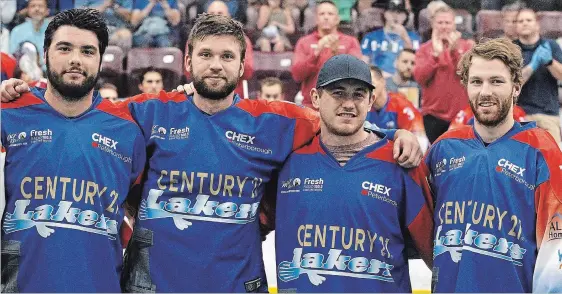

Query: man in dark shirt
left=514, top=8, right=562, bottom=144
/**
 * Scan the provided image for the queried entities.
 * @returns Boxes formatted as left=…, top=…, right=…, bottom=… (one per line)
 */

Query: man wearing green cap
left=265, top=54, right=434, bottom=292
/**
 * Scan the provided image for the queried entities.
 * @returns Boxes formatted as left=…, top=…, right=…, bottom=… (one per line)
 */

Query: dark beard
left=192, top=76, right=238, bottom=100
left=399, top=71, right=412, bottom=81
left=46, top=59, right=98, bottom=102
left=470, top=95, right=513, bottom=127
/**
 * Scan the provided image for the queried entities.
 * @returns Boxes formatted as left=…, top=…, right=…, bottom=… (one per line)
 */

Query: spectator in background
left=98, top=82, right=120, bottom=102
left=199, top=0, right=247, bottom=23
left=185, top=0, right=254, bottom=98
left=291, top=0, right=361, bottom=108
left=284, top=0, right=313, bottom=27
left=138, top=67, right=163, bottom=94
left=9, top=0, right=50, bottom=69
left=355, top=0, right=373, bottom=12
left=366, top=65, right=429, bottom=153
left=256, top=0, right=295, bottom=53
left=501, top=2, right=525, bottom=40
left=482, top=0, right=561, bottom=11
left=131, top=0, right=181, bottom=47
left=386, top=48, right=421, bottom=108
left=361, top=2, right=420, bottom=76
left=75, top=0, right=134, bottom=51
left=413, top=4, right=472, bottom=143
left=258, top=77, right=285, bottom=101
left=515, top=8, right=562, bottom=144
left=15, top=0, right=57, bottom=17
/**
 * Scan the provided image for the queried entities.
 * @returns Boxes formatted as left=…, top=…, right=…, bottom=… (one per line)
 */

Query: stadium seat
left=538, top=11, right=562, bottom=39
left=250, top=51, right=299, bottom=101
left=476, top=10, right=503, bottom=40
left=101, top=46, right=125, bottom=73
left=454, top=9, right=473, bottom=37
left=126, top=47, right=184, bottom=95
left=100, top=46, right=125, bottom=95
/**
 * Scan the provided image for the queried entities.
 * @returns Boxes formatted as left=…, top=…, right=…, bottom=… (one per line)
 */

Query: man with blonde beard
left=422, top=38, right=562, bottom=292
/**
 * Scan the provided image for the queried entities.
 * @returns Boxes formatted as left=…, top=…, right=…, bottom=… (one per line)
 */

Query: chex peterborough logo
left=92, top=133, right=131, bottom=163
left=225, top=130, right=272, bottom=155
left=361, top=181, right=396, bottom=206
left=496, top=158, right=534, bottom=190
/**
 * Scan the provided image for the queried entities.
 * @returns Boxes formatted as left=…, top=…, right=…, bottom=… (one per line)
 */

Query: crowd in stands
left=1, top=0, right=562, bottom=146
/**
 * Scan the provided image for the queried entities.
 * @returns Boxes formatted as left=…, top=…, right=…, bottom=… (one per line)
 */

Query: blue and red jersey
left=1, top=88, right=146, bottom=292
left=423, top=122, right=562, bottom=292
left=274, top=132, right=434, bottom=292
left=120, top=93, right=320, bottom=292
left=1, top=52, right=17, bottom=81
left=366, top=93, right=425, bottom=133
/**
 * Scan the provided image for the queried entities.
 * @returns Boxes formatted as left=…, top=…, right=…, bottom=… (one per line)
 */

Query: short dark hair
left=187, top=13, right=246, bottom=61
left=397, top=48, right=416, bottom=58
left=44, top=8, right=109, bottom=57
left=27, top=0, right=48, bottom=8
left=99, top=82, right=118, bottom=91
left=260, top=77, right=284, bottom=92
left=369, top=65, right=383, bottom=79
left=139, top=67, right=162, bottom=84
left=317, top=0, right=336, bottom=6
left=501, top=1, right=526, bottom=15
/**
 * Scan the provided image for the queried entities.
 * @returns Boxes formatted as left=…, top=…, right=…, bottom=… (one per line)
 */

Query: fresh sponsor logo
left=303, top=178, right=323, bottom=192
left=29, top=129, right=53, bottom=143
left=169, top=126, right=189, bottom=140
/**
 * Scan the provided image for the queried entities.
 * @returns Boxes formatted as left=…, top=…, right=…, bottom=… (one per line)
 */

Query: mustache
left=476, top=95, right=500, bottom=103
left=63, top=68, right=86, bottom=75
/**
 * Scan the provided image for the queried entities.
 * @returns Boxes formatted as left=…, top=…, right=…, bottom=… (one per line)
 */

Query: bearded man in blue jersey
left=1, top=13, right=424, bottom=292
left=423, top=38, right=562, bottom=292
left=0, top=9, right=146, bottom=292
